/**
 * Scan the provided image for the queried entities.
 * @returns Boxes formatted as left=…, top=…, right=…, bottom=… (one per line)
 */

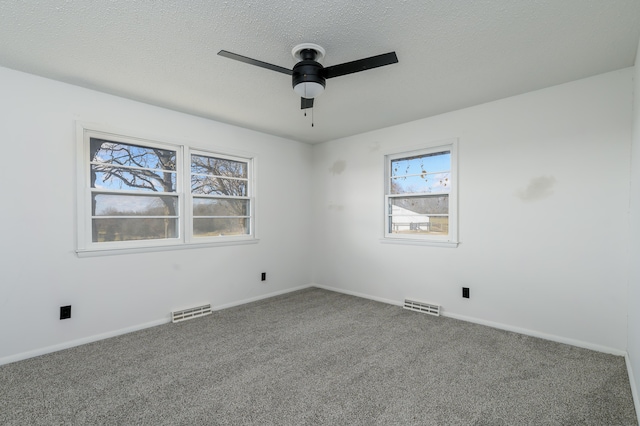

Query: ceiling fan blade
left=218, top=50, right=292, bottom=75
left=323, top=52, right=398, bottom=79
left=301, top=97, right=314, bottom=109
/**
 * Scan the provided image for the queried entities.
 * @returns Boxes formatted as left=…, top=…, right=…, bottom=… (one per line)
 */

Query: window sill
left=380, top=238, right=459, bottom=248
left=76, top=238, right=259, bottom=258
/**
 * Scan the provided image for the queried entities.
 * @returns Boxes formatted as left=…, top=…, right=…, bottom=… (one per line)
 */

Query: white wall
left=0, top=66, right=313, bottom=364
left=628, top=39, right=640, bottom=417
left=312, top=68, right=633, bottom=353
left=0, top=61, right=635, bottom=368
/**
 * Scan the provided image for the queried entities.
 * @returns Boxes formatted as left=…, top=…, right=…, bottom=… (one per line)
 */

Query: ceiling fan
left=218, top=43, right=398, bottom=110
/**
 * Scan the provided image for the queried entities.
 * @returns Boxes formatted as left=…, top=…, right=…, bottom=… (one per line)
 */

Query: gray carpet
left=0, top=288, right=636, bottom=425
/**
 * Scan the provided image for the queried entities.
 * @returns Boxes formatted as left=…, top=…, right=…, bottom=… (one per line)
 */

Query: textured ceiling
left=1, top=1, right=639, bottom=143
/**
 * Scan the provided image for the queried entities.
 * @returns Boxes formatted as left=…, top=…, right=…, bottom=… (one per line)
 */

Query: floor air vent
left=403, top=299, right=440, bottom=316
left=172, top=304, right=212, bottom=323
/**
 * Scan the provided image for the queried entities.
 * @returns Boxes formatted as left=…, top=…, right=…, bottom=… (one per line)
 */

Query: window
left=77, top=125, right=255, bottom=254
left=384, top=139, right=458, bottom=246
left=190, top=152, right=251, bottom=238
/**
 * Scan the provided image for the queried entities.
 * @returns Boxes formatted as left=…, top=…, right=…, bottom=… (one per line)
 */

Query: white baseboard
left=0, top=284, right=314, bottom=367
left=0, top=317, right=170, bottom=367
left=311, top=284, right=627, bottom=356
left=212, top=284, right=313, bottom=311
left=312, top=283, right=403, bottom=307
left=443, top=311, right=626, bottom=356
left=626, top=353, right=640, bottom=426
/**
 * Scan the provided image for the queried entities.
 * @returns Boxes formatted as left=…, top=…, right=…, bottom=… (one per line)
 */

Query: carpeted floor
left=0, top=288, right=637, bottom=425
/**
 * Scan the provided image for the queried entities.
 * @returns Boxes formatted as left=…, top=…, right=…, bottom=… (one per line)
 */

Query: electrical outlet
left=462, top=287, right=470, bottom=299
left=261, top=272, right=266, bottom=281
left=60, top=305, right=71, bottom=320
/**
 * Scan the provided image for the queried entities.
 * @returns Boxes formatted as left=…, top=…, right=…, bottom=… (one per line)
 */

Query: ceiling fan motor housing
left=292, top=49, right=326, bottom=98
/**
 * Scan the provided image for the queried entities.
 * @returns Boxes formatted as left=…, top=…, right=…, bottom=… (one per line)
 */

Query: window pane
left=390, top=171, right=451, bottom=194
left=91, top=168, right=176, bottom=192
left=90, top=138, right=176, bottom=170
left=92, top=218, right=178, bottom=242
left=191, top=176, right=247, bottom=196
left=390, top=195, right=448, bottom=215
left=391, top=151, right=450, bottom=178
left=389, top=195, right=448, bottom=235
left=92, top=194, right=178, bottom=216
left=90, top=138, right=177, bottom=193
left=193, top=198, right=248, bottom=216
left=191, top=154, right=247, bottom=178
left=193, top=218, right=249, bottom=237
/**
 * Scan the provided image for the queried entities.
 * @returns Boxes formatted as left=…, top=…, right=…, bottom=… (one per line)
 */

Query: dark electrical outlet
left=462, top=287, right=470, bottom=299
left=60, top=305, right=71, bottom=320
left=261, top=272, right=266, bottom=281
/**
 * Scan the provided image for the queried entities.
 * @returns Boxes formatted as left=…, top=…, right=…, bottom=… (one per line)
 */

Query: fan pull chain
left=301, top=77, right=314, bottom=127
left=302, top=107, right=314, bottom=126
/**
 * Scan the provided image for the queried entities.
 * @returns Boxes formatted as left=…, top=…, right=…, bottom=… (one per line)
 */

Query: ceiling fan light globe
left=293, top=81, right=325, bottom=99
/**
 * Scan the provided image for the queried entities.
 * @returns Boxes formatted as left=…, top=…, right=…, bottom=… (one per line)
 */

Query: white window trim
left=381, top=138, right=459, bottom=247
left=75, top=122, right=258, bottom=257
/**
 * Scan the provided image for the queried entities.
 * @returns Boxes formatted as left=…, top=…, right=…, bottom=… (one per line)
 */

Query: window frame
left=76, top=123, right=257, bottom=256
left=382, top=139, right=459, bottom=247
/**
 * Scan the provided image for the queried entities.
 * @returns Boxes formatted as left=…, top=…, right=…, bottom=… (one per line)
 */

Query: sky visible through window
left=391, top=151, right=451, bottom=194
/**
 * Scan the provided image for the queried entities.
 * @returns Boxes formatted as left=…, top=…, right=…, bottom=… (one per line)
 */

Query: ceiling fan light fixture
left=293, top=81, right=325, bottom=98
